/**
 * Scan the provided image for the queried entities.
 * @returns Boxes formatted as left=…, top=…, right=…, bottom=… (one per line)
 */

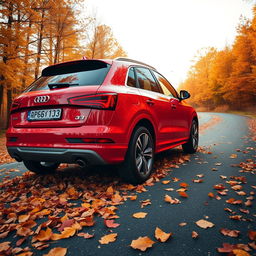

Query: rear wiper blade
left=48, top=83, right=79, bottom=89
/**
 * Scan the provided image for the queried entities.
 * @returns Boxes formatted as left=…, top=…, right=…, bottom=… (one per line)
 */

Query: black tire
left=119, top=126, right=154, bottom=184
left=23, top=161, right=59, bottom=174
left=182, top=119, right=199, bottom=153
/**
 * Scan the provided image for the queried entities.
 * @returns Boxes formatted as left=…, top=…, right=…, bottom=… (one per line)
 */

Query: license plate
left=28, top=108, right=62, bottom=121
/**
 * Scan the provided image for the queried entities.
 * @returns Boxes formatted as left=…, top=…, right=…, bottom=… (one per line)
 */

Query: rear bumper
left=7, top=146, right=106, bottom=165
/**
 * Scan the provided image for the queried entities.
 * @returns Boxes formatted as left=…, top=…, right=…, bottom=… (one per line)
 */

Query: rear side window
left=25, top=60, right=110, bottom=92
left=126, top=67, right=136, bottom=87
left=135, top=67, right=161, bottom=93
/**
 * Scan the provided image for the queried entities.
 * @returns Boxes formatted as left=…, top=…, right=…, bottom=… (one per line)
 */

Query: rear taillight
left=68, top=93, right=118, bottom=110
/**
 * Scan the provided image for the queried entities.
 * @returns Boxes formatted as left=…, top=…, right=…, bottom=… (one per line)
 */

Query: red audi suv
left=6, top=58, right=198, bottom=184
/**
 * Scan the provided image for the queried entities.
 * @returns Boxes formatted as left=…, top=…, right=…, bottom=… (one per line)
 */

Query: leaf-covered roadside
left=0, top=151, right=190, bottom=255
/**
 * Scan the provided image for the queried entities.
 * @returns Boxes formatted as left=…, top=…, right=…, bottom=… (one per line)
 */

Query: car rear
left=6, top=59, right=128, bottom=166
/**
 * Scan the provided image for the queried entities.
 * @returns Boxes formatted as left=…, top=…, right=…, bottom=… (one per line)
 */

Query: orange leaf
left=130, top=236, right=155, bottom=251
left=232, top=249, right=251, bottom=256
left=51, top=227, right=76, bottom=241
left=196, top=219, right=214, bottom=229
left=77, top=232, right=94, bottom=239
left=154, top=227, right=172, bottom=242
left=18, top=215, right=30, bottom=223
left=36, top=228, right=52, bottom=241
left=248, top=230, right=256, bottom=241
left=179, top=191, right=188, bottom=198
left=99, top=233, right=117, bottom=244
left=220, top=228, right=240, bottom=237
left=208, top=192, right=214, bottom=198
left=164, top=195, right=180, bottom=204
left=43, top=247, right=67, bottom=256
left=192, top=231, right=199, bottom=239
left=132, top=212, right=147, bottom=219
left=180, top=182, right=189, bottom=188
left=104, top=219, right=120, bottom=228
left=0, top=242, right=11, bottom=253
left=162, top=180, right=171, bottom=184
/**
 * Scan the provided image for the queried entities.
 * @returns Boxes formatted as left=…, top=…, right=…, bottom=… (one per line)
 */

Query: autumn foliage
left=0, top=0, right=127, bottom=128
left=179, top=8, right=256, bottom=111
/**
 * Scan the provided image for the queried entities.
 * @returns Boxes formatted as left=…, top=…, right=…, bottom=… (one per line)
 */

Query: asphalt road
left=0, top=112, right=255, bottom=256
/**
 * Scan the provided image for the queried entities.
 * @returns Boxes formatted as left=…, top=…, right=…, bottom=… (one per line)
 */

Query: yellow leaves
left=130, top=236, right=155, bottom=251
left=154, top=227, right=172, bottom=242
left=35, top=228, right=52, bottom=242
left=99, top=233, right=117, bottom=244
left=196, top=219, right=214, bottom=229
left=43, top=247, right=67, bottom=256
left=132, top=212, right=148, bottom=219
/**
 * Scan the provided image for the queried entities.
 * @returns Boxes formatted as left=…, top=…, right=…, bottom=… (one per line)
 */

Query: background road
left=0, top=113, right=255, bottom=256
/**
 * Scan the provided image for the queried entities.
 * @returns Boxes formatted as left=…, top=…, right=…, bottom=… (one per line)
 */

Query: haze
left=85, top=0, right=254, bottom=87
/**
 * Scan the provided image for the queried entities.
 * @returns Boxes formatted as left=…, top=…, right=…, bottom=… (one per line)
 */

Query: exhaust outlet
left=76, top=159, right=86, bottom=168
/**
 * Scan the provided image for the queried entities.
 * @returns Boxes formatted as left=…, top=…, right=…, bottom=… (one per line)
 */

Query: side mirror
left=179, top=90, right=190, bottom=100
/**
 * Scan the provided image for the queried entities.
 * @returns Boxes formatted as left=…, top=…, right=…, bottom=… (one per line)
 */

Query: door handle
left=171, top=104, right=177, bottom=109
left=146, top=99, right=154, bottom=106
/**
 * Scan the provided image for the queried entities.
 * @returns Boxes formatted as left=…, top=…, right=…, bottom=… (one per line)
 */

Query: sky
left=84, top=0, right=254, bottom=88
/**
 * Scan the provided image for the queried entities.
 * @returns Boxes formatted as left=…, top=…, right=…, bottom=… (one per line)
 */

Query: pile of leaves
left=0, top=152, right=190, bottom=255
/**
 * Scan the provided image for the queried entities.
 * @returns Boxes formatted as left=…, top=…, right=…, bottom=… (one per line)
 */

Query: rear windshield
left=24, top=60, right=110, bottom=92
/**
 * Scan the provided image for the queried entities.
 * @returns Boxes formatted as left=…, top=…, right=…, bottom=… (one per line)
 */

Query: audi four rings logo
left=34, top=95, right=50, bottom=103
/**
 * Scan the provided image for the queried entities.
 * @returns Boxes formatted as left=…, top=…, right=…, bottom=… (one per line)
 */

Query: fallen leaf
left=215, top=163, right=222, bottom=166
left=179, top=222, right=187, bottom=227
left=51, top=227, right=76, bottom=241
left=130, top=236, right=155, bottom=251
left=164, top=195, right=181, bottom=204
left=141, top=199, right=151, bottom=208
left=232, top=249, right=250, bottom=256
left=220, top=228, right=240, bottom=237
left=77, top=232, right=94, bottom=239
left=196, top=219, right=214, bottom=229
left=35, top=228, right=52, bottom=242
left=154, top=227, right=172, bottom=242
left=132, top=212, right=147, bottom=219
left=208, top=192, right=214, bottom=198
left=230, top=154, right=238, bottom=159
left=104, top=219, right=120, bottom=228
left=217, top=243, right=237, bottom=253
left=162, top=180, right=171, bottom=184
left=180, top=182, right=189, bottom=188
left=18, top=215, right=30, bottom=223
left=192, top=231, right=199, bottom=239
left=43, top=247, right=67, bottom=256
left=58, top=219, right=75, bottom=232
left=179, top=191, right=188, bottom=198
left=248, top=230, right=256, bottom=241
left=0, top=242, right=11, bottom=253
left=99, top=233, right=117, bottom=244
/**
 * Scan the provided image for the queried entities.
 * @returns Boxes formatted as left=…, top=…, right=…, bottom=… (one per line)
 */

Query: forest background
left=0, top=0, right=255, bottom=129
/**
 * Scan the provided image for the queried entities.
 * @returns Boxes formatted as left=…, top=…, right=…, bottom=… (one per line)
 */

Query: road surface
left=0, top=113, right=255, bottom=256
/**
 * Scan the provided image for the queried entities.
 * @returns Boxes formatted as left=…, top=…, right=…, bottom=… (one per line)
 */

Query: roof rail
left=115, top=57, right=156, bottom=70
